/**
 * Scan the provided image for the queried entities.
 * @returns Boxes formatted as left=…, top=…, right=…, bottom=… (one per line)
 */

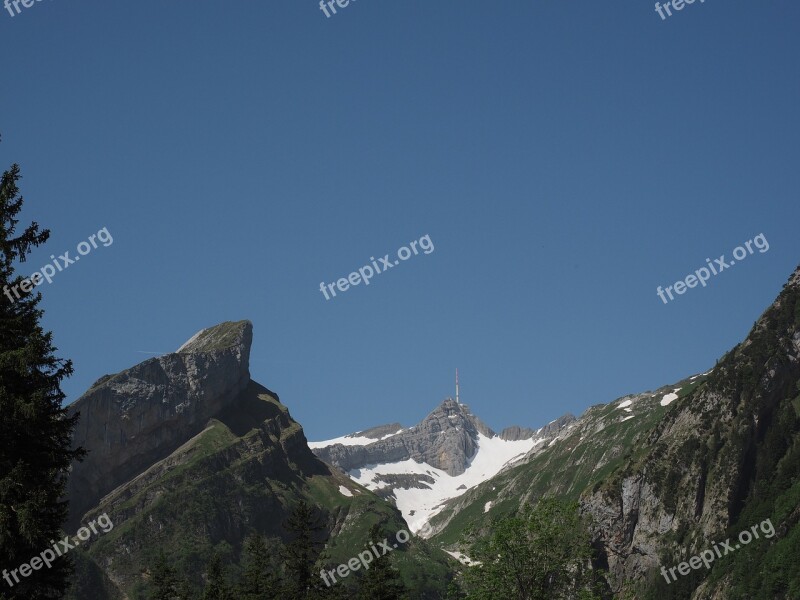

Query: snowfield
left=347, top=434, right=539, bottom=534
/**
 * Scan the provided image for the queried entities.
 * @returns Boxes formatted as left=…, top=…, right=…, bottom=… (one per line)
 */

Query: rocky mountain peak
left=66, top=320, right=254, bottom=527
left=312, top=397, right=576, bottom=482
left=177, top=320, right=253, bottom=356
left=311, top=398, right=579, bottom=533
left=310, top=397, right=491, bottom=478
left=416, top=398, right=496, bottom=439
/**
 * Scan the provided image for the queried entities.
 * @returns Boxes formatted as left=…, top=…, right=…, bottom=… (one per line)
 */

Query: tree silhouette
left=0, top=143, right=85, bottom=599
left=357, top=523, right=406, bottom=600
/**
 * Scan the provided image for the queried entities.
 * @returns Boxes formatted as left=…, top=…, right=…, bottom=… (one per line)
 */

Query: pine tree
left=239, top=532, right=279, bottom=599
left=356, top=524, right=406, bottom=600
left=148, top=551, right=181, bottom=600
left=281, top=500, right=326, bottom=600
left=201, top=554, right=232, bottom=600
left=175, top=577, right=193, bottom=600
left=0, top=146, right=86, bottom=599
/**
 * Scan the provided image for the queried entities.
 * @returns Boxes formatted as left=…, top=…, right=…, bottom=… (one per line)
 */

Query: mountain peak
left=310, top=397, right=577, bottom=533
left=424, top=398, right=495, bottom=438
left=67, top=320, right=254, bottom=527
left=177, top=320, right=253, bottom=355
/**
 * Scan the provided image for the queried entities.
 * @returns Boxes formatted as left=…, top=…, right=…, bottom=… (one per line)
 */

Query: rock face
left=312, top=398, right=577, bottom=534
left=356, top=423, right=404, bottom=439
left=64, top=321, right=432, bottom=600
left=430, top=265, right=800, bottom=598
left=66, top=321, right=253, bottom=526
left=313, top=399, right=498, bottom=476
left=579, top=267, right=800, bottom=595
left=498, top=425, right=538, bottom=441
left=500, top=414, right=577, bottom=441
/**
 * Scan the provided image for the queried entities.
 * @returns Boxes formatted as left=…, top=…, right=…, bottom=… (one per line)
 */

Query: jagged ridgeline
left=63, top=321, right=451, bottom=599
left=61, top=265, right=800, bottom=599
left=309, top=398, right=577, bottom=536
left=429, top=267, right=800, bottom=599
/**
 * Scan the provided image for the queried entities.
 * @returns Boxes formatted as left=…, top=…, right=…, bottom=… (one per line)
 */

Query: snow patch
left=338, top=485, right=353, bottom=497
left=348, top=434, right=537, bottom=534
left=445, top=551, right=480, bottom=566
left=618, top=399, right=633, bottom=409
left=484, top=501, right=493, bottom=513
left=660, top=392, right=679, bottom=406
left=308, top=430, right=400, bottom=449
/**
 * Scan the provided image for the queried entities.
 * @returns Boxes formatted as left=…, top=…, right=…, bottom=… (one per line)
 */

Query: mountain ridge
left=310, top=398, right=577, bottom=533
left=64, top=321, right=455, bottom=598
left=63, top=264, right=800, bottom=599
left=429, top=265, right=800, bottom=598
left=66, top=320, right=254, bottom=528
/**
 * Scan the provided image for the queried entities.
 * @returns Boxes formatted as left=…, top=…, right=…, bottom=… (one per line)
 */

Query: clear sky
left=2, top=0, right=798, bottom=440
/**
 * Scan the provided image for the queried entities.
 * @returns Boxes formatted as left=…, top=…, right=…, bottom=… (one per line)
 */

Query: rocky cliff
left=431, top=265, right=800, bottom=598
left=580, top=265, right=800, bottom=597
left=66, top=321, right=253, bottom=526
left=311, top=398, right=577, bottom=534
left=313, top=399, right=500, bottom=477
left=65, top=322, right=452, bottom=599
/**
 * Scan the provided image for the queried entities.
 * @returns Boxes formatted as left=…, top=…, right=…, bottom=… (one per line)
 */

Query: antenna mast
left=456, top=368, right=460, bottom=404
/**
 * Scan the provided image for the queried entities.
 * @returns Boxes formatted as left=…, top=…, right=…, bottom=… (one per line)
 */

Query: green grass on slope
left=432, top=395, right=676, bottom=547
left=78, top=397, right=453, bottom=599
left=178, top=320, right=250, bottom=353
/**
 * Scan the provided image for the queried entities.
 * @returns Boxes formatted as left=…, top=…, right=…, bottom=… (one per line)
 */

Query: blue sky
left=2, top=0, right=798, bottom=440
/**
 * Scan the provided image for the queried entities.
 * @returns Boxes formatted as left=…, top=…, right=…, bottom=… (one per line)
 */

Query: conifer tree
left=148, top=551, right=182, bottom=600
left=201, top=554, right=232, bottom=600
left=0, top=144, right=85, bottom=599
left=281, top=500, right=327, bottom=599
left=357, top=523, right=406, bottom=600
left=239, top=532, right=279, bottom=599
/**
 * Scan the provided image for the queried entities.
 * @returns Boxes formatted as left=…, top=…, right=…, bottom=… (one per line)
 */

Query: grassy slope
left=431, top=378, right=705, bottom=548
left=72, top=387, right=453, bottom=599
left=432, top=270, right=800, bottom=599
